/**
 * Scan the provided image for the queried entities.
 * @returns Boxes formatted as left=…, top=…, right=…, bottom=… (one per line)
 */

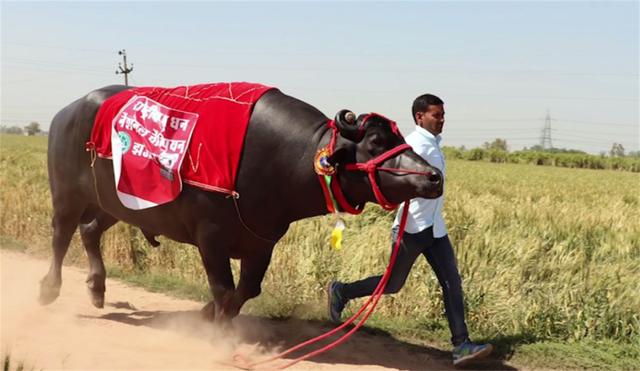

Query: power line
left=553, top=118, right=638, bottom=127
left=3, top=61, right=111, bottom=74
left=4, top=42, right=114, bottom=54
left=4, top=42, right=638, bottom=77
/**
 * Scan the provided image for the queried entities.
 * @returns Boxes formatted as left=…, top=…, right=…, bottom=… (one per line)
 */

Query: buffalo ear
left=334, top=109, right=361, bottom=142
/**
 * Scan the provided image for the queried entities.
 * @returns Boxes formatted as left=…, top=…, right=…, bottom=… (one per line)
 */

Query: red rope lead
left=239, top=202, right=411, bottom=370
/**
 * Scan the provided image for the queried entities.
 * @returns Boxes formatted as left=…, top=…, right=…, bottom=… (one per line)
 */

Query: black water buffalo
left=40, top=85, right=443, bottom=322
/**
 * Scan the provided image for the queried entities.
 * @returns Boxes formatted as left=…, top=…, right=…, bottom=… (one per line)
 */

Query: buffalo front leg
left=196, top=233, right=236, bottom=323
left=224, top=246, right=274, bottom=318
left=40, top=206, right=83, bottom=305
left=79, top=211, right=117, bottom=308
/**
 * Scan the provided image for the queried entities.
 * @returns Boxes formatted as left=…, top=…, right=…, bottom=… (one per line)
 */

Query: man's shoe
left=452, top=340, right=493, bottom=366
left=326, top=280, right=347, bottom=323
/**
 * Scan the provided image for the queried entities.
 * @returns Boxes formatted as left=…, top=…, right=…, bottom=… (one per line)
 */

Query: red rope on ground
left=235, top=202, right=410, bottom=370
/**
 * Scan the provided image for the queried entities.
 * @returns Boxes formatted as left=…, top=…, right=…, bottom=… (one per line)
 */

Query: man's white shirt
left=392, top=125, right=447, bottom=238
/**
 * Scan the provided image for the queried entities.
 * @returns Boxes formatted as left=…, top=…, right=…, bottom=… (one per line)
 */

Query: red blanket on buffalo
left=89, top=82, right=273, bottom=209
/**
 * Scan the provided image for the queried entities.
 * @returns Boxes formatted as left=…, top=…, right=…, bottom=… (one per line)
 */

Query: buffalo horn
left=334, top=109, right=361, bottom=142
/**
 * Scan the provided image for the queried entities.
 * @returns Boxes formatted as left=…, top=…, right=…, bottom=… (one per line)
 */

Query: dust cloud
left=0, top=250, right=452, bottom=370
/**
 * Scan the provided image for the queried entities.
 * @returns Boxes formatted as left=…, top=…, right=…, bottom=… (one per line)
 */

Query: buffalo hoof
left=88, top=289, right=105, bottom=308
left=39, top=276, right=60, bottom=305
left=201, top=301, right=216, bottom=322
left=86, top=275, right=105, bottom=308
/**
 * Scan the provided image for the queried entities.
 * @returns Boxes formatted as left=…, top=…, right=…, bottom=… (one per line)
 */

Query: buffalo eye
left=367, top=135, right=387, bottom=153
left=371, top=137, right=385, bottom=147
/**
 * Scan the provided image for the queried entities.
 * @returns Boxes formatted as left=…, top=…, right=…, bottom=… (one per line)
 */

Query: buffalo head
left=326, top=109, right=443, bottom=210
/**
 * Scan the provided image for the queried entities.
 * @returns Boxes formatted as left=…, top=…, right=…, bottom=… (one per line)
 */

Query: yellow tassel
left=330, top=219, right=345, bottom=250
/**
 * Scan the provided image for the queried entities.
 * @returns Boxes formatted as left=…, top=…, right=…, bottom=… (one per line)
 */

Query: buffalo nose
left=427, top=171, right=441, bottom=184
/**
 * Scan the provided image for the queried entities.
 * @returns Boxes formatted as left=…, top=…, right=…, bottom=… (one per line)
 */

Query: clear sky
left=2, top=1, right=638, bottom=154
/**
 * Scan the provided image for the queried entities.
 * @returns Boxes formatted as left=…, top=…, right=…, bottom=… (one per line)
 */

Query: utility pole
left=540, top=110, right=553, bottom=150
left=116, top=49, right=134, bottom=86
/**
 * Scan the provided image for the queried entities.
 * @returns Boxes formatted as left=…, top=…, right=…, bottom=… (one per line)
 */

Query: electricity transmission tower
left=116, top=49, right=134, bottom=86
left=540, top=110, right=553, bottom=150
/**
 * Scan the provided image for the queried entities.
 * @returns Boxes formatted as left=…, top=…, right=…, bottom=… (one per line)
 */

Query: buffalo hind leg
left=39, top=206, right=84, bottom=305
left=224, top=246, right=274, bottom=318
left=79, top=210, right=118, bottom=308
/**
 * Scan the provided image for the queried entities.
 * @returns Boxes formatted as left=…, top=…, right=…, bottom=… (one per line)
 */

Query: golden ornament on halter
left=314, top=147, right=335, bottom=176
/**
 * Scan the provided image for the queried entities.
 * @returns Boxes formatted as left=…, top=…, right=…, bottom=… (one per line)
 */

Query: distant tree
left=628, top=151, right=640, bottom=158
left=609, top=143, right=625, bottom=157
left=25, top=121, right=41, bottom=136
left=526, top=144, right=545, bottom=152
left=482, top=138, right=508, bottom=151
left=547, top=147, right=586, bottom=154
left=0, top=125, right=24, bottom=135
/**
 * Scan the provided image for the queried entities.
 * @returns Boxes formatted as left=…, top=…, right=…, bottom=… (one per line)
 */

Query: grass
left=1, top=133, right=639, bottom=369
left=106, top=265, right=211, bottom=302
left=508, top=340, right=640, bottom=370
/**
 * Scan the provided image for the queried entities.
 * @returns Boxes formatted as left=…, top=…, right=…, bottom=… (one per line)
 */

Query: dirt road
left=1, top=250, right=505, bottom=370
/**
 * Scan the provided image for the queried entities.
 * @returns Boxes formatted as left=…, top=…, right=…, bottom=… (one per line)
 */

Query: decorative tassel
left=330, top=218, right=345, bottom=250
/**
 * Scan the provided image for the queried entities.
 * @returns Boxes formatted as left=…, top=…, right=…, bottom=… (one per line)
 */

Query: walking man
left=327, top=94, right=493, bottom=367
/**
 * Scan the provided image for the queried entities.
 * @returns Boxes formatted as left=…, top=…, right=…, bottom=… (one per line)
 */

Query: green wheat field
left=1, top=134, right=638, bottom=369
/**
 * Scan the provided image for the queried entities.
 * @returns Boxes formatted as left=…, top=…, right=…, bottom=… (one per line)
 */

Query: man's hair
left=412, top=94, right=444, bottom=124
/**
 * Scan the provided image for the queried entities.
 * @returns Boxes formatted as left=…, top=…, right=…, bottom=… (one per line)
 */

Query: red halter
left=344, top=143, right=411, bottom=210
left=316, top=113, right=435, bottom=214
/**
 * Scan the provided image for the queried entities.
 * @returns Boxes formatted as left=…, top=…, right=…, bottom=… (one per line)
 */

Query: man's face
left=415, top=104, right=445, bottom=136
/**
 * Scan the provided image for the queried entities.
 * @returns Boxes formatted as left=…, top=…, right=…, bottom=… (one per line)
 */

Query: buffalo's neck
left=269, top=127, right=370, bottom=223
left=234, top=91, right=340, bottom=240
left=277, top=122, right=335, bottom=222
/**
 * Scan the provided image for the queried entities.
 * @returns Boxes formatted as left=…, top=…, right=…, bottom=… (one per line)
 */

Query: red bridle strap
left=316, top=120, right=363, bottom=215
left=345, top=143, right=412, bottom=211
left=330, top=174, right=363, bottom=215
